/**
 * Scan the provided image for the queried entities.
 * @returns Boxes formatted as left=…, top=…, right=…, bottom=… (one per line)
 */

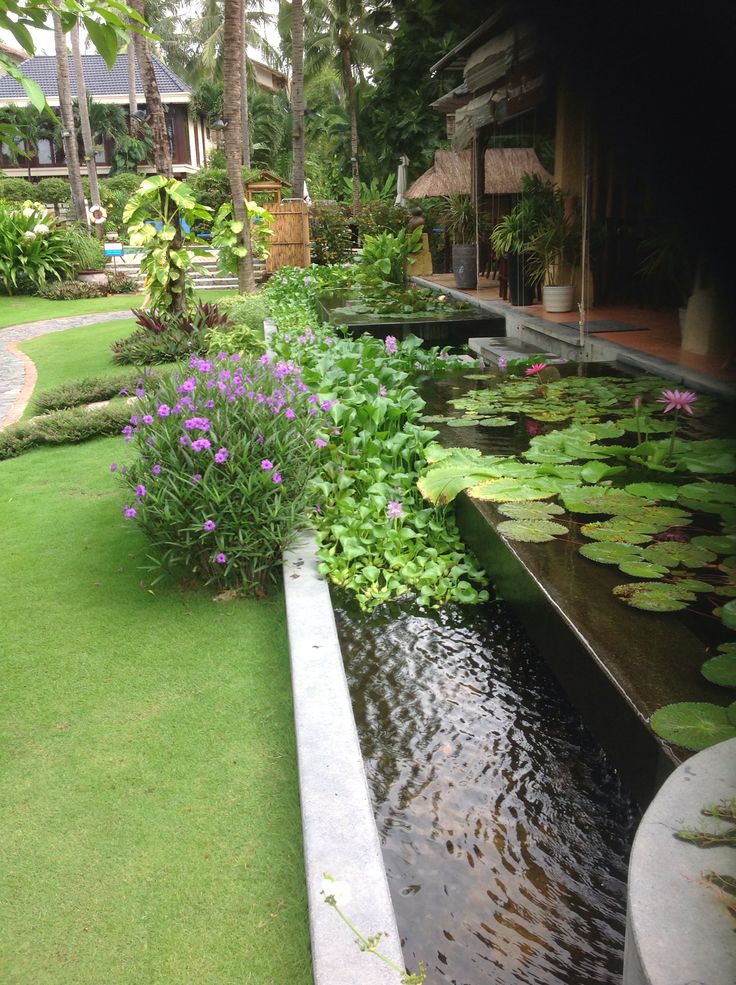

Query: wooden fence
left=266, top=199, right=311, bottom=272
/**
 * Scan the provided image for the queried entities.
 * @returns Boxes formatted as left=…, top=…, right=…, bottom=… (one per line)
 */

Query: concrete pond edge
left=282, top=530, right=405, bottom=985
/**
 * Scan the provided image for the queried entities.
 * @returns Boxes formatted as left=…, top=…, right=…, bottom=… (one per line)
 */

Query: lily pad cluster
left=417, top=370, right=736, bottom=750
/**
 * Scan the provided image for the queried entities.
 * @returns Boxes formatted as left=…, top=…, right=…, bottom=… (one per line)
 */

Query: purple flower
left=215, top=552, right=227, bottom=564
left=142, top=414, right=154, bottom=425
left=387, top=500, right=404, bottom=520
left=184, top=417, right=211, bottom=432
left=256, top=434, right=265, bottom=444
left=178, top=377, right=197, bottom=393
left=136, top=484, right=146, bottom=498
left=179, top=435, right=189, bottom=446
left=314, top=503, right=323, bottom=514
left=379, top=386, right=387, bottom=397
left=123, top=506, right=136, bottom=519
left=151, top=464, right=161, bottom=476
left=315, top=438, right=328, bottom=448
left=191, top=438, right=212, bottom=452
left=191, top=473, right=202, bottom=484
left=272, top=472, right=282, bottom=484
left=285, top=407, right=296, bottom=420
left=498, top=356, right=508, bottom=372
left=261, top=459, right=274, bottom=470
left=657, top=389, right=698, bottom=415
left=385, top=335, right=398, bottom=355
left=110, top=462, right=118, bottom=473
left=121, top=425, right=133, bottom=438
left=130, top=415, right=140, bottom=425
left=157, top=404, right=171, bottom=417
left=320, top=399, right=334, bottom=412
left=633, top=396, right=643, bottom=411
left=203, top=519, right=216, bottom=532
left=214, top=447, right=229, bottom=463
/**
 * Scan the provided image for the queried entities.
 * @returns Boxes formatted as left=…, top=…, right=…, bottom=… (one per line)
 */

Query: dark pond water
left=335, top=598, right=639, bottom=985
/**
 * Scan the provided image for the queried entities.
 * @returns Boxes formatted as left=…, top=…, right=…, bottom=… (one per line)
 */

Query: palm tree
left=305, top=0, right=389, bottom=215
left=290, top=0, right=305, bottom=201
left=129, top=0, right=172, bottom=176
left=71, top=22, right=104, bottom=236
left=52, top=7, right=86, bottom=222
left=222, top=0, right=255, bottom=292
left=127, top=40, right=138, bottom=135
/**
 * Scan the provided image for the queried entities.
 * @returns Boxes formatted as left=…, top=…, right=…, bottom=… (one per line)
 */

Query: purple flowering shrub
left=117, top=351, right=329, bottom=593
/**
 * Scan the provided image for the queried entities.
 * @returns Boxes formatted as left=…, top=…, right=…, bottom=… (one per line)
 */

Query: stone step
left=468, top=337, right=567, bottom=366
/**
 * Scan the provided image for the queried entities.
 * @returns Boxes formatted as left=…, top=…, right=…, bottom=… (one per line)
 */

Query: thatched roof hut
left=405, top=148, right=551, bottom=198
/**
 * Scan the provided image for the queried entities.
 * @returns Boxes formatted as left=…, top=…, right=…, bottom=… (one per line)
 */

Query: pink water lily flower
left=525, top=362, right=548, bottom=377
left=656, top=389, right=698, bottom=414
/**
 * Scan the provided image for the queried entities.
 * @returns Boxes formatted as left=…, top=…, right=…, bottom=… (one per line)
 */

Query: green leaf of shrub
left=650, top=702, right=736, bottom=750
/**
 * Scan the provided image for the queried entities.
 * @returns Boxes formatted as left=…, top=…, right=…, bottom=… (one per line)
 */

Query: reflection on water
left=335, top=599, right=639, bottom=985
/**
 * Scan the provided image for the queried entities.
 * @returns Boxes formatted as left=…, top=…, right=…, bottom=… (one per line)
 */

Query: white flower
left=33, top=223, right=49, bottom=236
left=438, top=294, right=447, bottom=302
left=87, top=204, right=107, bottom=224
left=23, top=230, right=36, bottom=241
left=22, top=206, right=35, bottom=218
left=321, top=875, right=351, bottom=907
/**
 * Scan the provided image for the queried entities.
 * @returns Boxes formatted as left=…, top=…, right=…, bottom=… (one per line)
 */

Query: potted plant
left=441, top=193, right=478, bottom=290
left=525, top=185, right=581, bottom=313
left=490, top=202, right=535, bottom=306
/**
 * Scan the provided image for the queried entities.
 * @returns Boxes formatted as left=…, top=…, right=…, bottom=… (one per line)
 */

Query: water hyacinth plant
left=117, top=351, right=329, bottom=593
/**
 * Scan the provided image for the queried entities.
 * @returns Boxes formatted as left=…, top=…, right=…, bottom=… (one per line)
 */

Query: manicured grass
left=21, top=318, right=138, bottom=394
left=0, top=438, right=312, bottom=985
left=0, top=290, right=237, bottom=331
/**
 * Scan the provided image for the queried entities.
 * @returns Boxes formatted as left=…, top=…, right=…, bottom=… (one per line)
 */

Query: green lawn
left=0, top=304, right=312, bottom=985
left=0, top=315, right=312, bottom=984
left=0, top=289, right=237, bottom=331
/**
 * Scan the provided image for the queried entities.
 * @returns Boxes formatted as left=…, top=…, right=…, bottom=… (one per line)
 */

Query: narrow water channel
left=335, top=598, right=639, bottom=985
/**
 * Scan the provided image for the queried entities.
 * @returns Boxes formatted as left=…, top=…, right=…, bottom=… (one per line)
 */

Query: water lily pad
left=618, top=417, right=672, bottom=434
left=478, top=416, right=516, bottom=427
left=691, top=534, right=736, bottom=554
left=580, top=520, right=654, bottom=545
left=641, top=541, right=717, bottom=568
left=613, top=581, right=696, bottom=611
left=463, top=373, right=492, bottom=380
left=650, top=702, right=736, bottom=750
left=674, top=439, right=736, bottom=475
left=418, top=449, right=512, bottom=504
left=721, top=599, right=736, bottom=631
left=625, top=481, right=680, bottom=500
left=718, top=642, right=736, bottom=655
left=678, top=481, right=736, bottom=512
left=497, top=519, right=568, bottom=543
left=579, top=542, right=643, bottom=564
left=580, top=461, right=626, bottom=483
left=469, top=477, right=563, bottom=502
left=675, top=579, right=713, bottom=593
left=720, top=556, right=736, bottom=573
left=701, top=652, right=736, bottom=688
left=618, top=560, right=669, bottom=579
left=714, top=583, right=736, bottom=598
left=497, top=501, right=566, bottom=520
left=446, top=417, right=481, bottom=427
left=561, top=487, right=652, bottom=516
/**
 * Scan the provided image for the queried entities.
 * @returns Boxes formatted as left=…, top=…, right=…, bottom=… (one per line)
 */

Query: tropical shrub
left=187, top=167, right=231, bottom=214
left=0, top=201, right=75, bottom=295
left=111, top=302, right=228, bottom=365
left=106, top=272, right=138, bottom=294
left=217, top=292, right=269, bottom=330
left=38, top=279, right=106, bottom=300
left=309, top=201, right=353, bottom=265
left=35, top=178, right=72, bottom=210
left=205, top=323, right=265, bottom=358
left=33, top=369, right=164, bottom=414
left=356, top=200, right=410, bottom=240
left=116, top=352, right=329, bottom=593
left=262, top=266, right=489, bottom=610
left=65, top=225, right=107, bottom=272
left=354, top=227, right=423, bottom=286
left=123, top=175, right=213, bottom=312
left=0, top=404, right=131, bottom=460
left=0, top=177, right=36, bottom=202
left=211, top=200, right=273, bottom=275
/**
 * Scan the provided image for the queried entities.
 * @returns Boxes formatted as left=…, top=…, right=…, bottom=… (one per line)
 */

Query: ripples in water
left=335, top=599, right=639, bottom=985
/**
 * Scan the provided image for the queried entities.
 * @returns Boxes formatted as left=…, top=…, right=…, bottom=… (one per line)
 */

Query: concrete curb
left=623, top=737, right=736, bottom=984
left=282, top=531, right=405, bottom=985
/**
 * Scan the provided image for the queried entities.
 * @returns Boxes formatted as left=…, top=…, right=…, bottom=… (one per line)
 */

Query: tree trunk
left=290, top=0, right=305, bottom=201
left=71, top=22, right=103, bottom=238
left=240, top=3, right=250, bottom=168
left=130, top=0, right=172, bottom=177
left=52, top=10, right=86, bottom=223
left=223, top=0, right=255, bottom=293
left=341, top=43, right=360, bottom=217
left=127, top=38, right=138, bottom=135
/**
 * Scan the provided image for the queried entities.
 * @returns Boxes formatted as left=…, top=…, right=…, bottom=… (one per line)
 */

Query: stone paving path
left=0, top=310, right=134, bottom=429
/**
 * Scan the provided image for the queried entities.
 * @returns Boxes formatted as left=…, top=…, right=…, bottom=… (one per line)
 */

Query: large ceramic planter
left=452, top=244, right=477, bottom=290
left=542, top=284, right=575, bottom=312
left=77, top=270, right=108, bottom=286
left=507, top=253, right=534, bottom=306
